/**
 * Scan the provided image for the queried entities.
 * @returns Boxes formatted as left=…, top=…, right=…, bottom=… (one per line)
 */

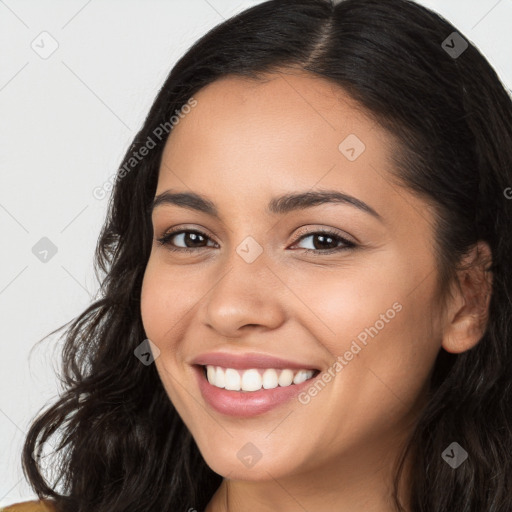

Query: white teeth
left=293, top=369, right=311, bottom=385
left=278, top=369, right=294, bottom=387
left=207, top=365, right=217, bottom=385
left=224, top=368, right=241, bottom=390
left=205, top=365, right=315, bottom=392
left=215, top=366, right=226, bottom=388
left=241, top=369, right=262, bottom=391
left=262, top=369, right=278, bottom=389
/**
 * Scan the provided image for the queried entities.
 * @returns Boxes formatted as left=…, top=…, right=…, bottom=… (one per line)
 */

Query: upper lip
left=191, top=351, right=320, bottom=371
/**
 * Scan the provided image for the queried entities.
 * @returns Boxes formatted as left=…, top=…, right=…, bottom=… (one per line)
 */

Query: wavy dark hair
left=21, top=0, right=512, bottom=510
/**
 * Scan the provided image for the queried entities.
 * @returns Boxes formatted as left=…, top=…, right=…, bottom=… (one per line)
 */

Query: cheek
left=140, top=259, right=199, bottom=345
left=285, top=262, right=401, bottom=346
left=289, top=259, right=440, bottom=398
left=140, top=264, right=167, bottom=341
left=140, top=263, right=191, bottom=407
left=139, top=263, right=189, bottom=378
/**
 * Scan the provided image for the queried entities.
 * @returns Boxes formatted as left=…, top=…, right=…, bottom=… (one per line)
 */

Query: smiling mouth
left=200, top=364, right=321, bottom=392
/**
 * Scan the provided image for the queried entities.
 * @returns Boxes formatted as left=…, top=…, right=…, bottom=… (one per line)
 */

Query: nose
left=202, top=246, right=287, bottom=339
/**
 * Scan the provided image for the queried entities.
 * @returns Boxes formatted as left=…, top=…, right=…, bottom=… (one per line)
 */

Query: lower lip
left=194, top=365, right=318, bottom=417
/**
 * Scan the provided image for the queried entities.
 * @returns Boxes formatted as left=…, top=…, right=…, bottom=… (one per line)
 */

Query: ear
left=441, top=241, right=493, bottom=354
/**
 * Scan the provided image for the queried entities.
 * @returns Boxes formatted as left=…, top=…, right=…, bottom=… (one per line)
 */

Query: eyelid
left=157, top=224, right=218, bottom=242
left=291, top=224, right=357, bottom=245
left=157, top=224, right=355, bottom=246
left=156, top=224, right=358, bottom=256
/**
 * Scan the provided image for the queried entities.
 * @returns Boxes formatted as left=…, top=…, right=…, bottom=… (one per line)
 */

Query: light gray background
left=1, top=0, right=511, bottom=505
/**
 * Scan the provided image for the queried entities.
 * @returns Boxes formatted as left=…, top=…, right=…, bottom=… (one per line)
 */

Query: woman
left=6, top=0, right=512, bottom=510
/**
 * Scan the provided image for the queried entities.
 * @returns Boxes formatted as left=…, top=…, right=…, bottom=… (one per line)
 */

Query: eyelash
left=156, top=227, right=356, bottom=256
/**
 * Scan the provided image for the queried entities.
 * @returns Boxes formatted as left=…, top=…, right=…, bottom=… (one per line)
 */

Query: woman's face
left=140, top=70, right=445, bottom=483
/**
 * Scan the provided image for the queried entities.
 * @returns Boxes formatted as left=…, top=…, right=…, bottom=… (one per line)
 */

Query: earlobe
left=441, top=241, right=493, bottom=354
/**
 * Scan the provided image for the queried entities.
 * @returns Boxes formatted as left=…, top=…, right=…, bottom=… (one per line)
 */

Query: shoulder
left=0, top=500, right=57, bottom=512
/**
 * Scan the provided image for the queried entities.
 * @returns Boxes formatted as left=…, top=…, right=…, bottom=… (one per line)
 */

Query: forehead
left=156, top=70, right=409, bottom=230
left=162, top=71, right=392, bottom=168
left=167, top=70, right=380, bottom=149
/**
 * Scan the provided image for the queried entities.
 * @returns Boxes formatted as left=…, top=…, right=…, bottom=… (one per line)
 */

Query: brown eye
left=291, top=230, right=356, bottom=255
left=156, top=228, right=356, bottom=256
left=157, top=229, right=217, bottom=253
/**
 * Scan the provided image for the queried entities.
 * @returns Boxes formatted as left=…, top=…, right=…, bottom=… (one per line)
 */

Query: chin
left=199, top=444, right=303, bottom=481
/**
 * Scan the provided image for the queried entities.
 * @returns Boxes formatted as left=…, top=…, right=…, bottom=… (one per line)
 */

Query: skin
left=140, top=69, right=492, bottom=512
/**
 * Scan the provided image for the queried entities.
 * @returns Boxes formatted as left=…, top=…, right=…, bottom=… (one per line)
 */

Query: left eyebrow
left=150, top=189, right=382, bottom=222
left=267, top=190, right=382, bottom=220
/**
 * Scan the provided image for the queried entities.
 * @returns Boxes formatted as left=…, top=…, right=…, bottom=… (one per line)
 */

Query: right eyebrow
left=151, top=190, right=219, bottom=218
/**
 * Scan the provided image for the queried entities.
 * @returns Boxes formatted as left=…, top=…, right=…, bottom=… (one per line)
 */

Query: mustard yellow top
left=0, top=500, right=56, bottom=512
